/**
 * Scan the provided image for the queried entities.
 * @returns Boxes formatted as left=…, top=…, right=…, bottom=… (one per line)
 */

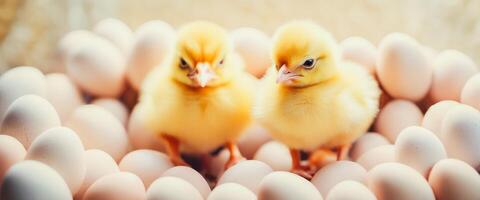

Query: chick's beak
left=194, top=63, right=217, bottom=87
left=276, top=65, right=302, bottom=84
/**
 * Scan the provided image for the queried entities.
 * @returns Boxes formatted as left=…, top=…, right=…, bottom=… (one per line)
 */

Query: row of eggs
left=0, top=17, right=479, bottom=200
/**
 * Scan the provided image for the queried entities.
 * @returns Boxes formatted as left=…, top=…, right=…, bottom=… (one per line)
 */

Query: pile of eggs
left=0, top=18, right=479, bottom=200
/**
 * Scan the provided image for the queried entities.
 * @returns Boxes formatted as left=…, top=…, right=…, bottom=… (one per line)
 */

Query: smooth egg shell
left=461, top=74, right=480, bottom=110
left=422, top=100, right=459, bottom=136
left=254, top=141, right=291, bottom=171
left=350, top=132, right=390, bottom=161
left=208, top=183, right=257, bottom=200
left=26, top=127, right=85, bottom=194
left=394, top=126, right=447, bottom=177
left=326, top=180, right=376, bottom=200
left=119, top=149, right=173, bottom=187
left=311, top=161, right=367, bottom=198
left=0, top=160, right=71, bottom=200
left=340, top=36, right=377, bottom=74
left=162, top=166, right=211, bottom=199
left=93, top=18, right=133, bottom=55
left=45, top=73, right=84, bottom=122
left=218, top=160, right=273, bottom=193
left=230, top=27, right=271, bottom=78
left=127, top=104, right=164, bottom=151
left=377, top=33, right=432, bottom=101
left=237, top=123, right=272, bottom=159
left=0, top=135, right=26, bottom=182
left=83, top=172, right=146, bottom=200
left=146, top=176, right=203, bottom=200
left=65, top=105, right=129, bottom=161
left=1, top=95, right=60, bottom=148
left=357, top=145, right=395, bottom=170
left=374, top=100, right=423, bottom=142
left=258, top=171, right=323, bottom=200
left=367, top=162, right=435, bottom=200
left=92, top=98, right=128, bottom=125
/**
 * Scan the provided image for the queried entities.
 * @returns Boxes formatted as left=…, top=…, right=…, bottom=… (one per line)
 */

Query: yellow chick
left=140, top=21, right=255, bottom=168
left=255, top=20, right=380, bottom=177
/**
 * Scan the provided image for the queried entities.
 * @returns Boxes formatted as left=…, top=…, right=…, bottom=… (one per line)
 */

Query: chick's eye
left=218, top=59, right=224, bottom=66
left=179, top=58, right=189, bottom=69
left=302, top=59, right=315, bottom=69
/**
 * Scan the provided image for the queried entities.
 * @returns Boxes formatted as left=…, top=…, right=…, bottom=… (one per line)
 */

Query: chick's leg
left=224, top=141, right=245, bottom=169
left=337, top=144, right=351, bottom=160
left=290, top=149, right=313, bottom=179
left=160, top=134, right=189, bottom=166
left=308, top=148, right=336, bottom=171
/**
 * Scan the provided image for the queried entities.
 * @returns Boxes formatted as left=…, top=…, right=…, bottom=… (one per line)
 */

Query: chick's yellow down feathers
left=140, top=21, right=256, bottom=154
left=255, top=20, right=380, bottom=151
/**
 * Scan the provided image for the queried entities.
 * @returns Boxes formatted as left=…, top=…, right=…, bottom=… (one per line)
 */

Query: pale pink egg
left=340, top=36, right=377, bottom=74
left=430, top=50, right=478, bottom=102
left=461, top=74, right=480, bottom=110
left=26, top=127, right=85, bottom=194
left=311, top=161, right=367, bottom=198
left=93, top=18, right=133, bottom=55
left=428, top=159, right=480, bottom=200
left=326, top=180, right=376, bottom=200
left=208, top=183, right=257, bottom=200
left=0, top=135, right=26, bottom=183
left=258, top=171, right=323, bottom=200
left=218, top=160, right=273, bottom=193
left=66, top=34, right=126, bottom=97
left=422, top=100, right=459, bottom=136
left=146, top=176, right=203, bottom=200
left=162, top=166, right=211, bottom=199
left=350, top=132, right=390, bottom=161
left=394, top=126, right=446, bottom=177
left=230, top=27, right=271, bottom=78
left=83, top=172, right=146, bottom=200
left=357, top=145, right=395, bottom=170
left=57, top=30, right=96, bottom=68
left=75, top=149, right=120, bottom=200
left=119, top=149, right=173, bottom=187
left=377, top=33, right=432, bottom=101
left=0, top=66, right=46, bottom=120
left=254, top=141, right=291, bottom=171
left=0, top=161, right=72, bottom=200
left=367, top=163, right=435, bottom=200
left=126, top=20, right=175, bottom=90
left=205, top=149, right=230, bottom=177
left=92, top=98, right=128, bottom=125
left=374, top=100, right=423, bottom=142
left=0, top=95, right=60, bottom=148
left=45, top=73, right=84, bottom=122
left=237, top=123, right=272, bottom=159
left=440, top=104, right=480, bottom=169
left=127, top=104, right=164, bottom=151
left=65, top=105, right=129, bottom=161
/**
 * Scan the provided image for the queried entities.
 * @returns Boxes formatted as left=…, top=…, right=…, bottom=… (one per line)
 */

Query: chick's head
left=172, top=21, right=234, bottom=88
left=272, top=20, right=339, bottom=87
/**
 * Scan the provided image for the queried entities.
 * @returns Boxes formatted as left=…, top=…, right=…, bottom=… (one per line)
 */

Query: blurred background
left=0, top=0, right=479, bottom=73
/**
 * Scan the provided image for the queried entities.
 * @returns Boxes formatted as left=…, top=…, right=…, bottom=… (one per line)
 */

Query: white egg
left=258, top=171, right=323, bottom=200
left=340, top=36, right=377, bottom=74
left=0, top=95, right=60, bottom=148
left=119, top=149, right=173, bottom=187
left=237, top=123, right=272, bottom=159
left=461, top=74, right=480, bottom=110
left=0, top=66, right=46, bottom=120
left=65, top=105, right=129, bottom=161
left=254, top=141, right=291, bottom=171
left=45, top=73, right=84, bottom=122
left=126, top=20, right=175, bottom=90
left=127, top=104, right=164, bottom=151
left=93, top=18, right=133, bottom=55
left=0, top=160, right=72, bottom=200
left=230, top=27, right=271, bottom=78
left=374, top=100, right=423, bottom=142
left=326, top=180, right=376, bottom=200
left=208, top=183, right=257, bottom=200
left=146, top=176, right=203, bottom=200
left=430, top=50, right=478, bottom=102
left=440, top=104, right=480, bottom=169
left=377, top=33, right=432, bottom=101
left=394, top=126, right=446, bottom=177
left=205, top=149, right=230, bottom=177
left=26, top=127, right=85, bottom=194
left=83, top=172, right=146, bottom=200
left=57, top=30, right=96, bottom=66
left=428, top=159, right=480, bottom=200
left=66, top=34, right=126, bottom=97
left=92, top=98, right=128, bottom=125
left=218, top=160, right=273, bottom=193
left=311, top=161, right=367, bottom=198
left=357, top=145, right=395, bottom=170
left=367, top=162, right=435, bottom=200
left=0, top=135, right=26, bottom=182
left=422, top=100, right=459, bottom=136
left=162, top=166, right=211, bottom=199
left=75, top=149, right=120, bottom=199
left=350, top=132, right=390, bottom=161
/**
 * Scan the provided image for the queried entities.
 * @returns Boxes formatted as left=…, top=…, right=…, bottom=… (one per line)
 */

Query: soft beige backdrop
left=0, top=0, right=479, bottom=72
